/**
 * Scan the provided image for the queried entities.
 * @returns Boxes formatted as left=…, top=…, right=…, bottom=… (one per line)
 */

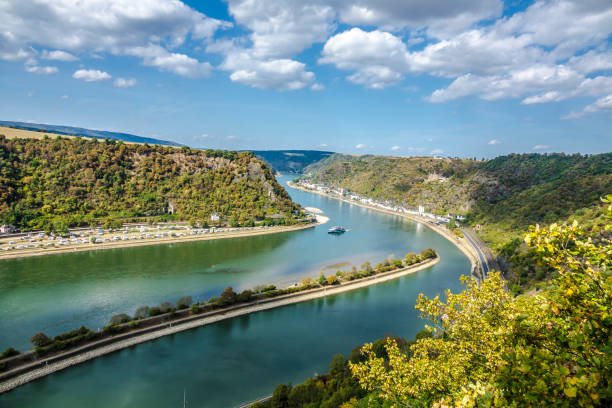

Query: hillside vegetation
left=0, top=135, right=303, bottom=232
left=255, top=203, right=612, bottom=407
left=302, top=152, right=612, bottom=290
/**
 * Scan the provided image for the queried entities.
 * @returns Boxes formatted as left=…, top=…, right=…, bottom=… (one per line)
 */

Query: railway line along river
left=0, top=175, right=471, bottom=407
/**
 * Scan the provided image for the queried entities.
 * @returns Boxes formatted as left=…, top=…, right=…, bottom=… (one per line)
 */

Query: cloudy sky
left=0, top=0, right=610, bottom=156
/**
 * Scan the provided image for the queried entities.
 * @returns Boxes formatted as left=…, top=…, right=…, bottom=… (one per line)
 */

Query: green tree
left=351, top=198, right=611, bottom=407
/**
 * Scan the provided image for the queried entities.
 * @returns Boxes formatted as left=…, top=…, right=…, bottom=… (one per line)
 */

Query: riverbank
left=287, top=181, right=480, bottom=274
left=0, top=256, right=438, bottom=394
left=0, top=222, right=319, bottom=261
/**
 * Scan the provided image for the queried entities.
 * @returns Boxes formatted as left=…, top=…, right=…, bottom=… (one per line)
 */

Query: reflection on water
left=0, top=175, right=471, bottom=408
left=0, top=175, right=462, bottom=350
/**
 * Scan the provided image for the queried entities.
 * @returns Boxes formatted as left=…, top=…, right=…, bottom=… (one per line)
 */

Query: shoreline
left=287, top=181, right=480, bottom=273
left=0, top=222, right=319, bottom=261
left=0, top=256, right=439, bottom=394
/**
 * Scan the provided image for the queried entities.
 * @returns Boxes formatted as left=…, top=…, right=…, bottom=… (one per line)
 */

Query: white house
left=210, top=213, right=220, bottom=222
left=0, top=225, right=15, bottom=234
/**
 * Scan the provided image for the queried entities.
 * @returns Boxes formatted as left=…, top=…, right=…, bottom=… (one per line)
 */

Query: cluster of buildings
left=297, top=181, right=467, bottom=226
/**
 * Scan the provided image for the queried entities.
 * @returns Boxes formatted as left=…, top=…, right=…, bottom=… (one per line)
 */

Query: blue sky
left=0, top=0, right=610, bottom=157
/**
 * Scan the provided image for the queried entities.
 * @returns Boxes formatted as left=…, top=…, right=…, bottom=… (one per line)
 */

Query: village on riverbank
left=0, top=216, right=323, bottom=260
left=288, top=180, right=496, bottom=280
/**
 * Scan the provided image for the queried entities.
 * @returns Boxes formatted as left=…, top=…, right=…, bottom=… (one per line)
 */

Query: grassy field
left=0, top=126, right=139, bottom=144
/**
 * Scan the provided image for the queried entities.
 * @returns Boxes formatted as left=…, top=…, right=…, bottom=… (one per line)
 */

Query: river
left=0, top=175, right=470, bottom=407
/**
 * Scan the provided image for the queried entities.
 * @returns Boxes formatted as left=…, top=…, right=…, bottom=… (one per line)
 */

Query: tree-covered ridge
left=0, top=136, right=303, bottom=231
left=303, top=153, right=611, bottom=228
left=302, top=152, right=612, bottom=290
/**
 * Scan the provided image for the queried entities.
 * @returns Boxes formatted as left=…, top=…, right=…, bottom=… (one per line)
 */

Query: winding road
left=461, top=228, right=490, bottom=278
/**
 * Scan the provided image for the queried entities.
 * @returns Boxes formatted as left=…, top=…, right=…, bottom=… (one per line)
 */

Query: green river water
left=0, top=175, right=470, bottom=407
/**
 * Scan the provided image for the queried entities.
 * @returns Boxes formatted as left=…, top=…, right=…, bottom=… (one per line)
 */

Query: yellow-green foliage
left=0, top=136, right=302, bottom=231
left=350, top=201, right=611, bottom=407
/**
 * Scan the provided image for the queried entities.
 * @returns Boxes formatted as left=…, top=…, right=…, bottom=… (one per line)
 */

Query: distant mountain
left=0, top=120, right=181, bottom=146
left=250, top=150, right=334, bottom=173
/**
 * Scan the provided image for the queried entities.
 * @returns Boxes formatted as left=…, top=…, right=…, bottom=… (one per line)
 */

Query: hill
left=301, top=152, right=612, bottom=290
left=0, top=135, right=304, bottom=232
left=250, top=150, right=334, bottom=173
left=0, top=120, right=180, bottom=146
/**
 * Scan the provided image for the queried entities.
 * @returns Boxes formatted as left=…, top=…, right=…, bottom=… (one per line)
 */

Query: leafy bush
left=30, top=332, right=52, bottom=347
left=220, top=287, right=238, bottom=306
left=176, top=296, right=193, bottom=309
left=159, top=302, right=173, bottom=313
left=54, top=326, right=90, bottom=341
left=134, top=306, right=149, bottom=319
left=327, top=275, right=340, bottom=285
left=0, top=347, right=20, bottom=359
left=318, top=272, right=327, bottom=286
left=148, top=307, right=162, bottom=317
left=419, top=248, right=436, bottom=259
left=237, top=290, right=254, bottom=303
left=109, top=313, right=131, bottom=325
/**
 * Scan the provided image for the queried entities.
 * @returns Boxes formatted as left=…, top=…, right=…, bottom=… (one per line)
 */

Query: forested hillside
left=302, top=152, right=612, bottom=290
left=0, top=135, right=303, bottom=232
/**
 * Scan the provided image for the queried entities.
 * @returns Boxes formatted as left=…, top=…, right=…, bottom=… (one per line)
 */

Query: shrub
left=109, top=313, right=131, bottom=325
left=30, top=332, right=52, bottom=347
left=0, top=347, right=20, bottom=359
left=54, top=326, right=90, bottom=341
left=220, top=287, right=238, bottom=306
left=191, top=303, right=201, bottom=314
left=393, top=259, right=403, bottom=268
left=300, top=276, right=316, bottom=288
left=318, top=272, right=327, bottom=286
left=207, top=296, right=221, bottom=307
left=159, top=302, right=173, bottom=313
left=148, top=307, right=162, bottom=317
left=128, top=321, right=139, bottom=329
left=134, top=306, right=149, bottom=319
left=103, top=324, right=123, bottom=334
left=327, top=275, right=340, bottom=285
left=237, top=290, right=253, bottom=303
left=419, top=248, right=437, bottom=259
left=405, top=252, right=418, bottom=265
left=176, top=296, right=193, bottom=309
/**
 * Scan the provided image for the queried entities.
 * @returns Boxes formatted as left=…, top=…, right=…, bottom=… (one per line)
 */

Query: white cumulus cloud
left=25, top=64, right=58, bottom=75
left=73, top=69, right=111, bottom=82
left=41, top=50, right=77, bottom=61
left=488, top=139, right=501, bottom=145
left=355, top=143, right=366, bottom=149
left=391, top=145, right=401, bottom=151
left=0, top=0, right=229, bottom=78
left=113, top=78, right=137, bottom=88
